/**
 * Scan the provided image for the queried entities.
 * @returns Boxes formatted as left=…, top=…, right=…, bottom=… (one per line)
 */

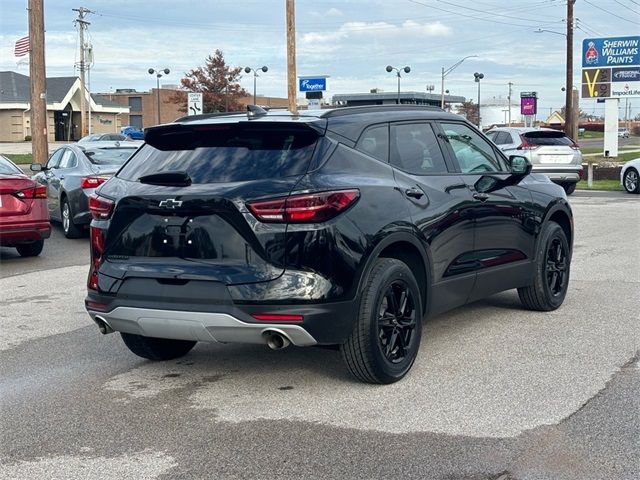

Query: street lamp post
left=386, top=65, right=411, bottom=104
left=441, top=55, right=478, bottom=108
left=474, top=72, right=484, bottom=129
left=148, top=67, right=170, bottom=125
left=244, top=66, right=268, bottom=105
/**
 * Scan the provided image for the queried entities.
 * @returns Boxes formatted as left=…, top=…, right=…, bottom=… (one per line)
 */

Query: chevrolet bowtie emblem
left=159, top=198, right=183, bottom=209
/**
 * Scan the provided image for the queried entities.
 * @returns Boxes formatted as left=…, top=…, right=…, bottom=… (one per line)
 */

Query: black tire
left=16, top=239, right=44, bottom=257
left=623, top=168, right=640, bottom=194
left=61, top=197, right=83, bottom=239
left=341, top=258, right=423, bottom=384
left=562, top=182, right=576, bottom=195
left=120, top=332, right=196, bottom=361
left=518, top=221, right=570, bottom=311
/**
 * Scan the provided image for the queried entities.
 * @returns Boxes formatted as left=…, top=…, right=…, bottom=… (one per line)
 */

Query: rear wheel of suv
left=518, top=221, right=570, bottom=311
left=61, top=198, right=83, bottom=239
left=623, top=168, right=640, bottom=194
left=120, top=332, right=196, bottom=361
left=341, top=258, right=423, bottom=384
left=16, top=239, right=44, bottom=257
left=562, top=183, right=576, bottom=195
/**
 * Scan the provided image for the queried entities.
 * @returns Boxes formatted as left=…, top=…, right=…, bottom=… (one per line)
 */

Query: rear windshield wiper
left=138, top=171, right=192, bottom=187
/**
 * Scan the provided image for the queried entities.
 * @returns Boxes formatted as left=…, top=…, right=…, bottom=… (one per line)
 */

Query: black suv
left=85, top=106, right=573, bottom=384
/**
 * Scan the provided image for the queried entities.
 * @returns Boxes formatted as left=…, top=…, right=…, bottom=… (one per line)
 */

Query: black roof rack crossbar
left=320, top=105, right=444, bottom=119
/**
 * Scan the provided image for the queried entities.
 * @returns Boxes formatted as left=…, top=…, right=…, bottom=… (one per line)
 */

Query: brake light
left=81, top=176, right=108, bottom=189
left=517, top=135, right=538, bottom=150
left=247, top=189, right=360, bottom=223
left=15, top=185, right=47, bottom=199
left=88, top=226, right=105, bottom=291
left=89, top=194, right=115, bottom=220
left=251, top=313, right=304, bottom=322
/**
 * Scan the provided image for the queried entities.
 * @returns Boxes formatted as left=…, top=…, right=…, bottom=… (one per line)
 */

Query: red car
left=0, top=154, right=51, bottom=256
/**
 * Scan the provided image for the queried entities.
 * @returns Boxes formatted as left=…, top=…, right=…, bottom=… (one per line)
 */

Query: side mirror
left=509, top=155, right=532, bottom=176
left=30, top=163, right=43, bottom=172
left=474, top=156, right=532, bottom=194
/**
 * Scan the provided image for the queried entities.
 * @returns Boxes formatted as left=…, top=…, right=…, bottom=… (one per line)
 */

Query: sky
left=1, top=0, right=639, bottom=118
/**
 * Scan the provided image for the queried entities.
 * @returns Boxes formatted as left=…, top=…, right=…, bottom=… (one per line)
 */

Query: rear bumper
left=87, top=306, right=318, bottom=346
left=532, top=167, right=582, bottom=184
left=0, top=222, right=51, bottom=246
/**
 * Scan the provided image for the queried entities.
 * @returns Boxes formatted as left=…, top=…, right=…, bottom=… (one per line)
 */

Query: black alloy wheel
left=545, top=237, right=568, bottom=297
left=341, top=258, right=423, bottom=384
left=377, top=280, right=417, bottom=364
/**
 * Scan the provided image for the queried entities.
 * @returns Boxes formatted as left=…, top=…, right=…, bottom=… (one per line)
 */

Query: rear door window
left=59, top=150, right=77, bottom=169
left=494, top=132, right=511, bottom=145
left=390, top=123, right=449, bottom=175
left=522, top=131, right=573, bottom=146
left=118, top=124, right=319, bottom=184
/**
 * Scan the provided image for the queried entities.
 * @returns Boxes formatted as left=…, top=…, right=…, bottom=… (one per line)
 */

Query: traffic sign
left=187, top=92, right=203, bottom=116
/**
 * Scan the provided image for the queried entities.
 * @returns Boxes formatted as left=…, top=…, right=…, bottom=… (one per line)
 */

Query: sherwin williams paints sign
left=581, top=36, right=640, bottom=99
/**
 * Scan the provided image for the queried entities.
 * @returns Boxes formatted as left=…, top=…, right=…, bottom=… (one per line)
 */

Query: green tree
left=171, top=50, right=248, bottom=113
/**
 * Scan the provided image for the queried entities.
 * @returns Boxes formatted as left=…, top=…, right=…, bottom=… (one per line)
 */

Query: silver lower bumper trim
left=87, top=307, right=318, bottom=346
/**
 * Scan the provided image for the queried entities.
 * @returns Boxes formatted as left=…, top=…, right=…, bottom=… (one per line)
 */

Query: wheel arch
left=539, top=200, right=573, bottom=260
left=357, top=232, right=432, bottom=314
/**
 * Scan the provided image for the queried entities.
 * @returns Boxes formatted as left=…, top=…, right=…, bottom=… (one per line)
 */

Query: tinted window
left=83, top=147, right=138, bottom=165
left=59, top=150, right=77, bottom=169
left=356, top=124, right=388, bottom=162
left=523, top=131, right=573, bottom=146
left=441, top=122, right=506, bottom=173
left=391, top=123, right=448, bottom=174
left=118, top=124, right=318, bottom=184
left=494, top=132, right=512, bottom=145
left=0, top=156, right=21, bottom=174
left=46, top=149, right=64, bottom=169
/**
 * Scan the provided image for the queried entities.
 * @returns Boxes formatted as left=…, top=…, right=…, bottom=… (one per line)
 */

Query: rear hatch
left=522, top=131, right=577, bottom=164
left=0, top=175, right=39, bottom=219
left=98, top=120, right=324, bottom=287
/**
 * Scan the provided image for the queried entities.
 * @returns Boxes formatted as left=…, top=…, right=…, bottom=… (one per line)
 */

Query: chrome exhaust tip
left=263, top=330, right=291, bottom=350
left=94, top=316, right=114, bottom=335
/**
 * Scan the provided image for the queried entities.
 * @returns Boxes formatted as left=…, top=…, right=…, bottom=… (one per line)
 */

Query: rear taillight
left=517, top=135, right=538, bottom=150
left=570, top=142, right=580, bottom=150
left=81, top=176, right=109, bottom=189
left=89, top=194, right=115, bottom=220
left=88, top=226, right=105, bottom=291
left=14, top=185, right=47, bottom=199
left=247, top=189, right=359, bottom=223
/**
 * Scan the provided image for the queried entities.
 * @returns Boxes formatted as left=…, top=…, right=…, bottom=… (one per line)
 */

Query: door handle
left=473, top=192, right=490, bottom=202
left=405, top=187, right=424, bottom=199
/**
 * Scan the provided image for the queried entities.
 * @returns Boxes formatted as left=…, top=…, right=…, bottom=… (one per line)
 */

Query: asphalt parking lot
left=0, top=191, right=638, bottom=479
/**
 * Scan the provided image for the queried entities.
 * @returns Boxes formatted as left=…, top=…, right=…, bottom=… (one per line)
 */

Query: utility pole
left=28, top=0, right=48, bottom=165
left=507, top=82, right=513, bottom=126
left=565, top=0, right=576, bottom=140
left=73, top=7, right=91, bottom=138
left=286, top=0, right=298, bottom=114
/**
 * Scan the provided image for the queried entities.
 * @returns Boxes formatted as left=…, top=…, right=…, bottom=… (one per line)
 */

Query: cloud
left=326, top=7, right=343, bottom=17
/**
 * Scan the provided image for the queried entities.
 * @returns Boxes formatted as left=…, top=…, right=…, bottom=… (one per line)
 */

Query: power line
left=582, top=0, right=639, bottom=25
left=612, top=0, right=640, bottom=15
left=431, top=0, right=561, bottom=24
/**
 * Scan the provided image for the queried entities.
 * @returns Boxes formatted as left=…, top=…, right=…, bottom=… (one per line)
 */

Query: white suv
left=486, top=127, right=583, bottom=195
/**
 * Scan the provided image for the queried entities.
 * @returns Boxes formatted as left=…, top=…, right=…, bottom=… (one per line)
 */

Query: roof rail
left=320, top=104, right=444, bottom=119
left=173, top=111, right=244, bottom=123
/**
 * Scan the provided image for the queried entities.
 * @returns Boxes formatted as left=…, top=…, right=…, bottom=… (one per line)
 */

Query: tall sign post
left=581, top=36, right=640, bottom=157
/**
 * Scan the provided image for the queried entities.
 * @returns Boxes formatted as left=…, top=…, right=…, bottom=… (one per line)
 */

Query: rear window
left=522, top=131, right=573, bottom=146
left=84, top=147, right=138, bottom=165
left=117, top=124, right=319, bottom=184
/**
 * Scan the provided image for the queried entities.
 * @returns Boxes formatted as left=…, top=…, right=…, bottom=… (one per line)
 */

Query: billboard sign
left=581, top=36, right=640, bottom=98
left=520, top=92, right=537, bottom=115
left=299, top=77, right=326, bottom=92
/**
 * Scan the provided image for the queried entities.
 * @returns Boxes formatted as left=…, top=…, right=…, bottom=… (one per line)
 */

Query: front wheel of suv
left=518, top=221, right=570, bottom=311
left=341, top=258, right=423, bottom=384
left=120, top=332, right=196, bottom=361
left=623, top=168, right=640, bottom=194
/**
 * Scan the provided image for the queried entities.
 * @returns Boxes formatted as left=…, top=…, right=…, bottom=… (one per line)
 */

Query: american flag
left=14, top=36, right=29, bottom=57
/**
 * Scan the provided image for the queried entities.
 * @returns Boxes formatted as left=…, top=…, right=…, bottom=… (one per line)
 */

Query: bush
left=24, top=135, right=32, bottom=141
